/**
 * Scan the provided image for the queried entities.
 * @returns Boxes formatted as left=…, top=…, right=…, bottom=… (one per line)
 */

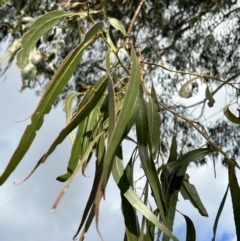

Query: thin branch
left=158, top=101, right=240, bottom=169
left=126, top=0, right=147, bottom=48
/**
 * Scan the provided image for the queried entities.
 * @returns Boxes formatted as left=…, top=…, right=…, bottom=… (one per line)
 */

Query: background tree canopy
left=0, top=0, right=240, bottom=240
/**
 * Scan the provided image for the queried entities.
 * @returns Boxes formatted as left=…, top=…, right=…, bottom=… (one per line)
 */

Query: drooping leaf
left=99, top=47, right=141, bottom=191
left=56, top=121, right=86, bottom=182
left=205, top=86, right=215, bottom=107
left=121, top=154, right=139, bottom=241
left=163, top=148, right=214, bottom=241
left=112, top=151, right=179, bottom=241
left=52, top=131, right=103, bottom=211
left=161, top=135, right=178, bottom=241
left=166, top=148, right=215, bottom=174
left=178, top=77, right=198, bottom=98
left=150, top=82, right=161, bottom=112
left=145, top=209, right=159, bottom=241
left=57, top=99, right=105, bottom=182
left=139, top=181, right=150, bottom=241
left=228, top=163, right=240, bottom=239
left=162, top=189, right=179, bottom=241
left=81, top=95, right=106, bottom=175
left=108, top=17, right=127, bottom=36
left=16, top=10, right=81, bottom=68
left=92, top=48, right=141, bottom=237
left=167, top=135, right=178, bottom=163
left=145, top=96, right=161, bottom=158
left=136, top=96, right=166, bottom=224
left=180, top=173, right=208, bottom=217
left=180, top=212, right=196, bottom=241
left=105, top=51, right=116, bottom=140
left=212, top=185, right=229, bottom=241
left=0, top=22, right=104, bottom=185
left=105, top=27, right=117, bottom=52
left=161, top=135, right=177, bottom=205
left=223, top=105, right=240, bottom=124
left=64, top=91, right=81, bottom=144
left=78, top=205, right=95, bottom=241
left=25, top=75, right=107, bottom=180
left=73, top=133, right=106, bottom=240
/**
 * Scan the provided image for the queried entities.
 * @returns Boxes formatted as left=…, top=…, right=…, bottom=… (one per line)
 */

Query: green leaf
left=121, top=159, right=139, bottom=241
left=161, top=135, right=178, bottom=241
left=108, top=17, right=127, bottom=36
left=145, top=209, right=159, bottom=241
left=105, top=51, right=116, bottom=140
left=223, top=105, right=240, bottom=124
left=180, top=173, right=208, bottom=217
left=180, top=213, right=196, bottom=241
left=168, top=135, right=178, bottom=163
left=52, top=132, right=104, bottom=211
left=166, top=148, right=215, bottom=174
left=93, top=48, right=141, bottom=238
left=205, top=86, right=215, bottom=107
left=64, top=91, right=81, bottom=144
left=163, top=148, right=213, bottom=241
left=145, top=96, right=160, bottom=158
left=212, top=186, right=229, bottom=241
left=105, top=27, right=117, bottom=52
left=136, top=96, right=166, bottom=224
left=161, top=135, right=177, bottom=205
left=16, top=10, right=80, bottom=68
left=112, top=152, right=180, bottom=241
left=59, top=87, right=105, bottom=180
left=178, top=77, right=198, bottom=98
left=0, top=22, right=104, bottom=185
left=100, top=48, right=141, bottom=190
left=56, top=120, right=86, bottom=182
left=228, top=163, right=240, bottom=239
left=162, top=190, right=178, bottom=241
left=34, top=75, right=107, bottom=171
left=151, top=82, right=161, bottom=112
left=73, top=133, right=106, bottom=240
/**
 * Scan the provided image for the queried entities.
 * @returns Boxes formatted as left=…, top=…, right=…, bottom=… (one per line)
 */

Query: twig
left=126, top=0, right=147, bottom=48
left=158, top=101, right=240, bottom=169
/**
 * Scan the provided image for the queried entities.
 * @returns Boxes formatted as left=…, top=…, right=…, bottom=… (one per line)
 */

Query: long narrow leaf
left=73, top=133, right=106, bottom=239
left=180, top=212, right=196, bottom=241
left=136, top=96, right=166, bottom=224
left=56, top=121, right=86, bottom=182
left=212, top=185, right=229, bottom=241
left=121, top=152, right=139, bottom=241
left=0, top=22, right=104, bottom=185
left=112, top=154, right=179, bottom=241
left=105, top=51, right=116, bottom=140
left=17, top=10, right=80, bottom=68
left=100, top=48, right=141, bottom=191
left=161, top=135, right=177, bottom=204
left=166, top=148, right=215, bottom=174
left=51, top=132, right=103, bottom=211
left=145, top=96, right=160, bottom=158
left=64, top=92, right=81, bottom=144
left=180, top=173, right=208, bottom=217
left=228, top=163, right=240, bottom=239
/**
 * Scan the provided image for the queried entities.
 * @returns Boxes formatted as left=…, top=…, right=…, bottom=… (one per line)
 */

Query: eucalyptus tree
left=0, top=0, right=240, bottom=240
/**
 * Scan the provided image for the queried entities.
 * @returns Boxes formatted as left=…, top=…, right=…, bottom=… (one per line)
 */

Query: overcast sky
left=0, top=48, right=239, bottom=241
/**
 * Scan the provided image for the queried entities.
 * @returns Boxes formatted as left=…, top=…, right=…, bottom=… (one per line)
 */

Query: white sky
left=0, top=51, right=239, bottom=241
